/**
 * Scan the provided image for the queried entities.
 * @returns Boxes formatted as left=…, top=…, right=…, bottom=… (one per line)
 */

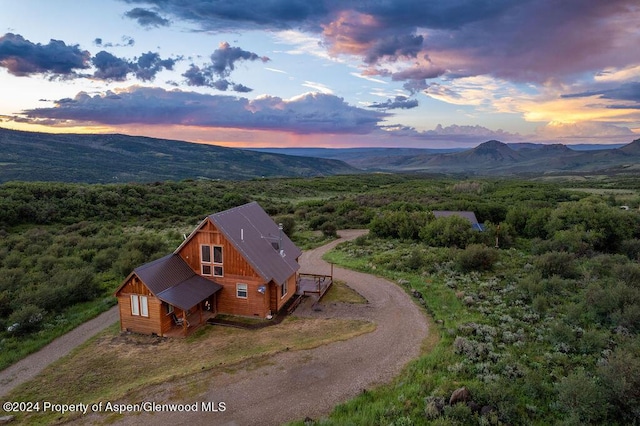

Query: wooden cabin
left=115, top=202, right=302, bottom=336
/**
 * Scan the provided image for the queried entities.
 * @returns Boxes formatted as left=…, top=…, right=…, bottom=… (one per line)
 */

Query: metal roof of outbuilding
left=433, top=210, right=485, bottom=231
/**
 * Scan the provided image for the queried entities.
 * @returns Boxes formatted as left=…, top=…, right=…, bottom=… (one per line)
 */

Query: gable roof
left=118, top=253, right=222, bottom=311
left=433, top=210, right=485, bottom=231
left=201, top=201, right=301, bottom=286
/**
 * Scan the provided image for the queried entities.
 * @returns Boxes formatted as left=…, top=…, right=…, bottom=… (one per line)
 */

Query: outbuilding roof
left=433, top=210, right=485, bottom=231
left=130, top=253, right=222, bottom=311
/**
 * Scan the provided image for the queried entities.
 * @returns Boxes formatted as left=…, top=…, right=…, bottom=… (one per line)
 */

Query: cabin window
left=131, top=295, right=139, bottom=316
left=236, top=283, right=248, bottom=299
left=131, top=295, right=149, bottom=317
left=140, top=296, right=149, bottom=317
left=165, top=303, right=174, bottom=314
left=281, top=280, right=288, bottom=298
left=201, top=245, right=223, bottom=276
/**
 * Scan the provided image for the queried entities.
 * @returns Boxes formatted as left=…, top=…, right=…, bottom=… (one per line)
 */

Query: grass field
left=3, top=316, right=374, bottom=425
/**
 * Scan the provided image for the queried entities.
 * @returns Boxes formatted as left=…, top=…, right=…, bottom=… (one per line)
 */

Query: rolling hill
left=2, top=127, right=639, bottom=182
left=0, top=128, right=358, bottom=183
left=343, top=139, right=640, bottom=175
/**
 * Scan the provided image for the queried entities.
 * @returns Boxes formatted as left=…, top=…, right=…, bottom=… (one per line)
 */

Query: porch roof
left=132, top=253, right=222, bottom=311
left=157, top=277, right=222, bottom=312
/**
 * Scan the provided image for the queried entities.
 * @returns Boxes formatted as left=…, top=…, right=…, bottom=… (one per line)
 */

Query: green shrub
left=321, top=222, right=337, bottom=237
left=534, top=251, right=578, bottom=279
left=420, top=216, right=476, bottom=248
left=456, top=244, right=498, bottom=272
left=7, top=304, right=45, bottom=336
left=275, top=215, right=296, bottom=238
left=598, top=342, right=640, bottom=423
left=554, top=368, right=608, bottom=424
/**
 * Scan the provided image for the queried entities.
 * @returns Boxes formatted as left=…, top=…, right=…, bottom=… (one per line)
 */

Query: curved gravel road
left=0, top=306, right=119, bottom=398
left=113, top=230, right=429, bottom=426
left=0, top=230, right=429, bottom=425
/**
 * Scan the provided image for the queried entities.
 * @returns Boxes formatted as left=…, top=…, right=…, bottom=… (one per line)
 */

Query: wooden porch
left=297, top=272, right=333, bottom=299
left=164, top=309, right=217, bottom=338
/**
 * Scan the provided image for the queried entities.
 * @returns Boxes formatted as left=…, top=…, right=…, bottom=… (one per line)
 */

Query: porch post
left=182, top=311, right=187, bottom=334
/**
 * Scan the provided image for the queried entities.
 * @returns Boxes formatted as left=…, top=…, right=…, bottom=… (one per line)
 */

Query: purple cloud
left=368, top=96, right=418, bottom=110
left=20, top=86, right=387, bottom=134
left=124, top=8, right=170, bottom=28
left=182, top=42, right=268, bottom=91
left=124, top=0, right=327, bottom=30
left=92, top=50, right=175, bottom=81
left=123, top=0, right=640, bottom=84
left=210, top=41, right=269, bottom=76
left=562, top=82, right=640, bottom=104
left=0, top=33, right=90, bottom=76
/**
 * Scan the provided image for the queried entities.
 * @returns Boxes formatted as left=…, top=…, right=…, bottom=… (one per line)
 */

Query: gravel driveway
left=0, top=306, right=119, bottom=398
left=113, top=230, right=429, bottom=426
left=1, top=230, right=429, bottom=425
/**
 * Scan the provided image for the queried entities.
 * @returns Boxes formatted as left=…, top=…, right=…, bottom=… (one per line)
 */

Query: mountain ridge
left=0, top=128, right=358, bottom=183
left=2, top=127, right=640, bottom=182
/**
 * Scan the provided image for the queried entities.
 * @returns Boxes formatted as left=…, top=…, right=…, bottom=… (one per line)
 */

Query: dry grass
left=6, top=316, right=374, bottom=425
left=322, top=280, right=367, bottom=304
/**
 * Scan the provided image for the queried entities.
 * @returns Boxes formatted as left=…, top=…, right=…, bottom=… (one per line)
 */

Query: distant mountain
left=619, top=138, right=640, bottom=155
left=0, top=128, right=358, bottom=183
left=248, top=146, right=464, bottom=160
left=2, top=127, right=639, bottom=182
left=346, top=138, right=640, bottom=175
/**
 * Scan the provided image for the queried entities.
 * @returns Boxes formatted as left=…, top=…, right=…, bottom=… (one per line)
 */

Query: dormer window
left=201, top=244, right=223, bottom=276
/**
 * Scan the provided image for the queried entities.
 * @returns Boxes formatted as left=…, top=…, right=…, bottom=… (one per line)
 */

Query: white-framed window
left=131, top=295, right=149, bottom=317
left=201, top=244, right=223, bottom=276
left=281, top=280, right=288, bottom=298
left=140, top=296, right=148, bottom=317
left=236, top=283, right=248, bottom=299
left=165, top=303, right=174, bottom=315
left=131, top=295, right=139, bottom=316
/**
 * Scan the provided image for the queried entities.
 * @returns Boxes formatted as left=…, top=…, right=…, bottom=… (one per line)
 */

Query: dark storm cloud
left=124, top=0, right=327, bottom=29
left=210, top=42, right=269, bottom=77
left=0, top=33, right=90, bottom=76
left=124, top=8, right=170, bottom=28
left=21, top=86, right=387, bottom=134
left=182, top=42, right=268, bottom=92
left=134, top=51, right=176, bottom=80
left=562, top=82, right=640, bottom=103
left=93, top=36, right=135, bottom=48
left=363, top=34, right=423, bottom=64
left=92, top=51, right=131, bottom=80
left=123, top=0, right=640, bottom=84
left=0, top=32, right=169, bottom=81
left=182, top=65, right=248, bottom=92
left=368, top=96, right=418, bottom=110
left=92, top=50, right=175, bottom=81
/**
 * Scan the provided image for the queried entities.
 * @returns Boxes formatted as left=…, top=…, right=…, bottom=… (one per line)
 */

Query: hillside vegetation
left=1, top=174, right=639, bottom=424
left=0, top=128, right=357, bottom=183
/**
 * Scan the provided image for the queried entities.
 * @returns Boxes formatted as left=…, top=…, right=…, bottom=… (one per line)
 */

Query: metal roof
left=433, top=210, right=485, bottom=231
left=133, top=253, right=222, bottom=310
left=209, top=201, right=301, bottom=286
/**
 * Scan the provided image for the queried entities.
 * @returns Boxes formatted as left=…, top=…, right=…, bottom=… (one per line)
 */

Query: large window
left=236, top=283, right=248, bottom=299
left=131, top=295, right=149, bottom=317
left=201, top=245, right=223, bottom=276
left=281, top=280, right=288, bottom=298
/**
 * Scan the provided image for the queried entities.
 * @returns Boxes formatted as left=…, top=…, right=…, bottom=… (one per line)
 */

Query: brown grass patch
left=321, top=280, right=367, bottom=304
left=5, top=317, right=374, bottom=425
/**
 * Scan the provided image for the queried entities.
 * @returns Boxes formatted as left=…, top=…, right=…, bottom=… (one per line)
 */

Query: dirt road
left=0, top=306, right=119, bottom=397
left=114, top=230, right=429, bottom=425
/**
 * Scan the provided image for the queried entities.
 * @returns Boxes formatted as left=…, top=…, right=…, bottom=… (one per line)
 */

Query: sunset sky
left=1, top=0, right=639, bottom=148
